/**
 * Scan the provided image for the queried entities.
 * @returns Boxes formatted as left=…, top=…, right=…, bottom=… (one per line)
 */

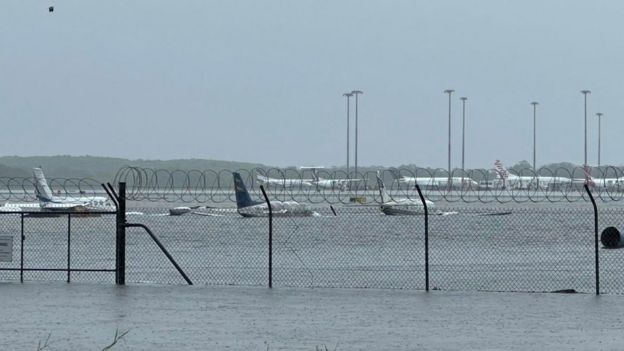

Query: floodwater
left=1, top=199, right=624, bottom=350
left=1, top=282, right=623, bottom=350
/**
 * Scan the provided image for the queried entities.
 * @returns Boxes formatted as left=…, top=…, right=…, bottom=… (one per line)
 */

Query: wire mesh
left=429, top=206, right=596, bottom=293
left=272, top=206, right=425, bottom=289
left=123, top=204, right=603, bottom=293
left=3, top=201, right=624, bottom=295
left=596, top=208, right=624, bottom=295
left=0, top=212, right=116, bottom=283
left=0, top=213, right=22, bottom=281
left=120, top=206, right=425, bottom=289
left=124, top=207, right=267, bottom=286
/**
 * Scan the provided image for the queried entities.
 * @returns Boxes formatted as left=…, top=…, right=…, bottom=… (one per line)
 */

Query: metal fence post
left=67, top=213, right=71, bottom=283
left=116, top=182, right=127, bottom=285
left=584, top=184, right=599, bottom=295
left=20, top=213, right=24, bottom=283
left=415, top=184, right=429, bottom=292
left=259, top=185, right=272, bottom=288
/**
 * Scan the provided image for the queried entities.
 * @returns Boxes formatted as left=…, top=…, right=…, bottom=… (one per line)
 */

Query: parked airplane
left=300, top=166, right=361, bottom=191
left=376, top=173, right=435, bottom=215
left=255, top=173, right=314, bottom=189
left=493, top=160, right=536, bottom=190
left=392, top=170, right=478, bottom=190
left=494, top=160, right=571, bottom=190
left=233, top=172, right=317, bottom=217
left=576, top=165, right=622, bottom=189
left=33, top=168, right=112, bottom=211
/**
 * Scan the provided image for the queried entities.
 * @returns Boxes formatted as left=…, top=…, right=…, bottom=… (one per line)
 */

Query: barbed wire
left=3, top=166, right=624, bottom=204
left=0, top=176, right=102, bottom=202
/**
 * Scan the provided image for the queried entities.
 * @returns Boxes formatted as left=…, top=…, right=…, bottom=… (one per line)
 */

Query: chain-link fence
left=119, top=204, right=623, bottom=294
left=123, top=208, right=267, bottom=286
left=429, top=207, right=597, bottom=293
left=595, top=208, right=624, bottom=295
left=4, top=197, right=624, bottom=295
left=0, top=212, right=116, bottom=283
left=121, top=206, right=425, bottom=289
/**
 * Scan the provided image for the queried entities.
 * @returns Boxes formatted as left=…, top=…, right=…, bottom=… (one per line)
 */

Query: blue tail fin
left=233, top=172, right=259, bottom=208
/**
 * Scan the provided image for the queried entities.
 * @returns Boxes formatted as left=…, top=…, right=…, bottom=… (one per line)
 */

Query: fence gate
left=0, top=211, right=117, bottom=283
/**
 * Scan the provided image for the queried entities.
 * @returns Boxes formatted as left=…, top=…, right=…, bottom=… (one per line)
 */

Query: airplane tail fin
left=376, top=172, right=391, bottom=203
left=583, top=165, right=596, bottom=188
left=494, top=160, right=509, bottom=180
left=233, top=172, right=259, bottom=209
left=33, top=167, right=54, bottom=202
left=310, top=169, right=319, bottom=182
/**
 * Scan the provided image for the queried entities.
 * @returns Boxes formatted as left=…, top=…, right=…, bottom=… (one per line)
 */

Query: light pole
left=597, top=112, right=603, bottom=167
left=444, top=89, right=454, bottom=188
left=460, top=97, right=467, bottom=186
left=343, top=92, right=353, bottom=176
left=531, top=101, right=538, bottom=174
left=351, top=90, right=363, bottom=176
left=581, top=90, right=591, bottom=167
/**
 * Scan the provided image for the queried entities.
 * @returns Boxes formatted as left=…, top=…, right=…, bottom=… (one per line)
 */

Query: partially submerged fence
left=0, top=211, right=116, bottom=282
left=4, top=182, right=624, bottom=295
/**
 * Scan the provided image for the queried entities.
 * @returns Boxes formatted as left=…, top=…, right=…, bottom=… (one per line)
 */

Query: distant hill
left=0, top=163, right=30, bottom=178
left=0, top=156, right=270, bottom=182
left=0, top=155, right=598, bottom=183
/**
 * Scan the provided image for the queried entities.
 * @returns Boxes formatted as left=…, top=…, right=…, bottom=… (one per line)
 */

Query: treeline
left=0, top=156, right=268, bottom=181
left=0, top=155, right=613, bottom=183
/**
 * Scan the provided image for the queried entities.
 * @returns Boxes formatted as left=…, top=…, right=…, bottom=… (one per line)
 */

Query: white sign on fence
left=0, top=236, right=13, bottom=262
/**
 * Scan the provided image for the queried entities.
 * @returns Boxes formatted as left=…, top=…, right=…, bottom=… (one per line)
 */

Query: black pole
left=67, top=213, right=71, bottom=283
left=20, top=213, right=24, bottom=283
left=116, top=182, right=127, bottom=285
left=584, top=184, right=599, bottom=295
left=259, top=185, right=272, bottom=288
left=355, top=93, right=358, bottom=176
left=415, top=183, right=429, bottom=291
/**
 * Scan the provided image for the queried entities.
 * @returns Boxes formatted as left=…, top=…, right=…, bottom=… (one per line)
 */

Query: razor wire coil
left=2, top=165, right=624, bottom=204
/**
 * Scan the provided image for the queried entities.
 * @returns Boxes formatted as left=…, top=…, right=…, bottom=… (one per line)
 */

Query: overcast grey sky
left=1, top=1, right=623, bottom=168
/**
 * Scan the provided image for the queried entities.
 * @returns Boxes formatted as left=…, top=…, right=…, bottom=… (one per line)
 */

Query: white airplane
left=1, top=168, right=113, bottom=212
left=32, top=168, right=113, bottom=211
left=493, top=160, right=536, bottom=190
left=300, top=166, right=361, bottom=191
left=575, top=165, right=622, bottom=189
left=393, top=171, right=478, bottom=190
left=233, top=172, right=318, bottom=217
left=376, top=173, right=435, bottom=215
left=494, top=160, right=571, bottom=190
left=255, top=173, right=314, bottom=189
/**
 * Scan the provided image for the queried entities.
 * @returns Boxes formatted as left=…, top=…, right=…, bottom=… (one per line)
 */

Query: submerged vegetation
left=35, top=329, right=130, bottom=351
